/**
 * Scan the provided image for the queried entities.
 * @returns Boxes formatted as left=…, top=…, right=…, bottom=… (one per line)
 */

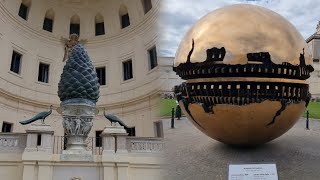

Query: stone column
left=101, top=124, right=129, bottom=180
left=100, top=124, right=128, bottom=154
left=101, top=134, right=115, bottom=154
left=102, top=163, right=116, bottom=180
left=24, top=124, right=54, bottom=153
left=38, top=162, right=53, bottom=180
left=22, top=124, right=54, bottom=180
left=22, top=161, right=36, bottom=180
left=116, top=134, right=128, bottom=153
left=117, top=162, right=129, bottom=180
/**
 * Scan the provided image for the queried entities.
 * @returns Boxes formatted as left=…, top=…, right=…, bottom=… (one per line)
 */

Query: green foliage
left=304, top=102, right=320, bottom=119
left=160, top=99, right=180, bottom=117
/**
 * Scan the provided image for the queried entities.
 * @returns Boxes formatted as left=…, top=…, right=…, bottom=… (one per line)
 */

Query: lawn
left=160, top=99, right=178, bottom=117
left=304, top=102, right=320, bottom=119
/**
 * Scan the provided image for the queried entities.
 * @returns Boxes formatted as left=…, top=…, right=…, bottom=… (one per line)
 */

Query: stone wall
left=0, top=128, right=164, bottom=180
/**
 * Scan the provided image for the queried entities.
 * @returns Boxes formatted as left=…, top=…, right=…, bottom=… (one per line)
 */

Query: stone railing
left=127, top=137, right=164, bottom=153
left=0, top=132, right=164, bottom=155
left=0, top=133, right=27, bottom=153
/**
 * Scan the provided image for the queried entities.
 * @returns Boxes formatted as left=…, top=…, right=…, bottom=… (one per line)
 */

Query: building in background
left=307, top=21, right=320, bottom=99
left=159, top=56, right=184, bottom=97
left=0, top=0, right=161, bottom=137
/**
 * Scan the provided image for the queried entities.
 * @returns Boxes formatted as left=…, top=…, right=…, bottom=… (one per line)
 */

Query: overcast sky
left=159, top=0, right=320, bottom=57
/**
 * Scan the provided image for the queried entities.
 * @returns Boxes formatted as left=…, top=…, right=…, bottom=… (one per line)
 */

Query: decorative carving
left=0, top=134, right=27, bottom=153
left=0, top=138, right=18, bottom=147
left=58, top=44, right=100, bottom=102
left=61, top=34, right=87, bottom=62
left=205, top=47, right=226, bottom=62
left=62, top=116, right=93, bottom=136
left=128, top=138, right=164, bottom=153
left=175, top=48, right=314, bottom=81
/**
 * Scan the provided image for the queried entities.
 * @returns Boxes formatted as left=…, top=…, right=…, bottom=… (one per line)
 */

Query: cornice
left=0, top=83, right=162, bottom=109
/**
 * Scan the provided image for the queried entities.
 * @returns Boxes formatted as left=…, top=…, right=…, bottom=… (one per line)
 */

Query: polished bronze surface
left=174, top=4, right=312, bottom=67
left=174, top=4, right=312, bottom=145
left=183, top=101, right=305, bottom=145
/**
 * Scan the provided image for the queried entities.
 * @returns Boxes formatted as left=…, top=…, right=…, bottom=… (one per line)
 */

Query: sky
left=158, top=0, right=320, bottom=57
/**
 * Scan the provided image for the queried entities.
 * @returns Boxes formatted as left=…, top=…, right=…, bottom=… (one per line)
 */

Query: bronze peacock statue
left=19, top=105, right=53, bottom=125
left=103, top=110, right=131, bottom=129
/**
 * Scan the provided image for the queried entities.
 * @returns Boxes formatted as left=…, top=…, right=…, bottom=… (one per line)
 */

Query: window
left=121, top=14, right=130, bottom=28
left=96, top=67, right=106, bottom=85
left=38, top=63, right=49, bottom=83
left=43, top=9, right=54, bottom=32
left=70, top=15, right=80, bottom=35
left=18, top=3, right=29, bottom=20
left=95, top=22, right=105, bottom=36
left=37, top=134, right=42, bottom=146
left=10, top=51, right=22, bottom=74
left=95, top=14, right=105, bottom=36
left=95, top=131, right=102, bottom=147
left=70, top=23, right=80, bottom=35
left=148, top=46, right=158, bottom=70
left=1, top=122, right=12, bottom=132
left=119, top=5, right=130, bottom=29
left=126, top=127, right=135, bottom=136
left=123, top=60, right=133, bottom=81
left=142, top=0, right=152, bottom=14
left=43, top=18, right=53, bottom=32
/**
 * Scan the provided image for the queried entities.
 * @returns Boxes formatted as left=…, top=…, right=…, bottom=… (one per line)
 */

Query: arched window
left=95, top=14, right=105, bottom=36
left=142, top=0, right=152, bottom=14
left=18, top=0, right=31, bottom=20
left=70, top=15, right=80, bottom=35
left=43, top=9, right=54, bottom=32
left=119, top=5, right=130, bottom=29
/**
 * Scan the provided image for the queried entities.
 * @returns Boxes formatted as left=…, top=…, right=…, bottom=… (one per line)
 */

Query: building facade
left=0, top=0, right=161, bottom=137
left=159, top=56, right=184, bottom=97
left=307, top=21, right=320, bottom=99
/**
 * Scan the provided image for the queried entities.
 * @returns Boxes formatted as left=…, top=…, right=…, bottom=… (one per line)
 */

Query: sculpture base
left=65, top=135, right=87, bottom=151
left=61, top=149, right=93, bottom=161
left=102, top=124, right=127, bottom=135
left=26, top=123, right=53, bottom=133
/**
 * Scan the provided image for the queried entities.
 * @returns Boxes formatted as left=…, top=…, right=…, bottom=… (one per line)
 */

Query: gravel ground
left=162, top=117, right=320, bottom=180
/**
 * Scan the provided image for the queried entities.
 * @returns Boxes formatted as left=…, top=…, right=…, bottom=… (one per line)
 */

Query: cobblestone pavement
left=163, top=117, right=320, bottom=180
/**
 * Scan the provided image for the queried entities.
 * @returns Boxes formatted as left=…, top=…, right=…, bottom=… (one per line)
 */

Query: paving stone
left=163, top=117, right=320, bottom=180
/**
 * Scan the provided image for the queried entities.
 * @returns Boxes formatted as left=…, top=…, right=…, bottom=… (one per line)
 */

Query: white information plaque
left=228, top=163, right=278, bottom=180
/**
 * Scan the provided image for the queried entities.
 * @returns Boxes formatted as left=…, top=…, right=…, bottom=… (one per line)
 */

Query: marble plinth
left=102, top=124, right=127, bottom=135
left=60, top=150, right=93, bottom=161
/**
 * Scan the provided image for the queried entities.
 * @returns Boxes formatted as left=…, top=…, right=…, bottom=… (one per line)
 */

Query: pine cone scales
left=58, top=44, right=100, bottom=103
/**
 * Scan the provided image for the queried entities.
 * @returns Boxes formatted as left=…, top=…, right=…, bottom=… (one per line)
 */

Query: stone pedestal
left=24, top=124, right=54, bottom=153
left=101, top=125, right=128, bottom=154
left=101, top=125, right=129, bottom=180
left=59, top=99, right=97, bottom=161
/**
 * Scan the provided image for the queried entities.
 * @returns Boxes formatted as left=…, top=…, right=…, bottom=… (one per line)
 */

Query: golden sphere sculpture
left=173, top=4, right=314, bottom=145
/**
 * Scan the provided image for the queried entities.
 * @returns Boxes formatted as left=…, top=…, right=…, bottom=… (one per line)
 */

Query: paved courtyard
left=163, top=117, right=320, bottom=180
